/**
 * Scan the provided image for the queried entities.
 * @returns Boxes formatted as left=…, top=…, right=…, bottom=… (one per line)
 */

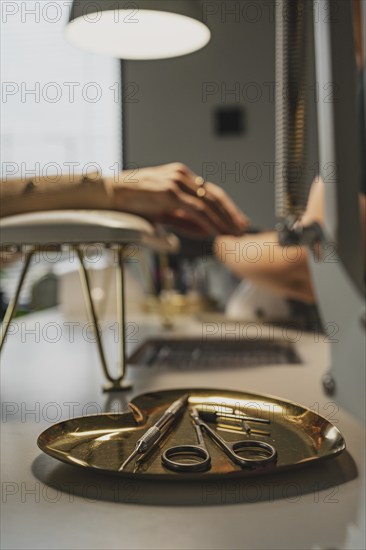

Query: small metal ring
left=195, top=176, right=205, bottom=186
left=195, top=176, right=207, bottom=198
left=196, top=186, right=207, bottom=199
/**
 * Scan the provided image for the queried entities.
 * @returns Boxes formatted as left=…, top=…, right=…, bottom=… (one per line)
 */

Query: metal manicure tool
left=161, top=407, right=277, bottom=473
left=118, top=394, right=189, bottom=471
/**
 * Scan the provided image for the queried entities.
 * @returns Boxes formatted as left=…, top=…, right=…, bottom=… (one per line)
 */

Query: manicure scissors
left=161, top=407, right=277, bottom=472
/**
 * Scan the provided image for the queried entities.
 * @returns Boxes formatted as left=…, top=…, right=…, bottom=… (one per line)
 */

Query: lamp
left=65, top=0, right=211, bottom=59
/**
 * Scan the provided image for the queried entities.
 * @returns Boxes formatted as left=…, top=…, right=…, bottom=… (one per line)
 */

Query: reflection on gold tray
left=37, top=389, right=346, bottom=481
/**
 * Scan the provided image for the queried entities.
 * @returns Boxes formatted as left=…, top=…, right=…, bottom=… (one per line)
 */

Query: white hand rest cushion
left=0, top=210, right=180, bottom=252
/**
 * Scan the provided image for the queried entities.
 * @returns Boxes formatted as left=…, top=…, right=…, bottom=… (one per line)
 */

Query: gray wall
left=123, top=0, right=278, bottom=228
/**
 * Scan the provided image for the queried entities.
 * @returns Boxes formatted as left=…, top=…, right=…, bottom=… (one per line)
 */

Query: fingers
left=160, top=212, right=210, bottom=238
left=175, top=191, right=232, bottom=236
left=165, top=163, right=249, bottom=236
left=127, top=163, right=248, bottom=236
left=201, top=187, right=240, bottom=234
left=206, top=183, right=250, bottom=235
left=173, top=203, right=218, bottom=236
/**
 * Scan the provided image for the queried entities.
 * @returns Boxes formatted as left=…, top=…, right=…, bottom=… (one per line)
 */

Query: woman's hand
left=108, top=163, right=249, bottom=237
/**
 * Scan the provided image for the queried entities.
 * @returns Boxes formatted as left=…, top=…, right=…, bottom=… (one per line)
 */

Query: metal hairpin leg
left=75, top=245, right=132, bottom=392
left=0, top=250, right=35, bottom=352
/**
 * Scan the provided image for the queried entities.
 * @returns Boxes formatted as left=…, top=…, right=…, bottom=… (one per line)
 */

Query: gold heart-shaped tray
left=37, top=388, right=345, bottom=480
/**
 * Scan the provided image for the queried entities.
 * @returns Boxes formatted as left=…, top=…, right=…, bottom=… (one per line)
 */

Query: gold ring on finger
left=196, top=187, right=207, bottom=198
left=195, top=176, right=205, bottom=187
left=195, top=176, right=207, bottom=198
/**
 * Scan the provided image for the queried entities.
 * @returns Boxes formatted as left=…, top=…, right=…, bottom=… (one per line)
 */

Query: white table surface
left=1, top=309, right=365, bottom=550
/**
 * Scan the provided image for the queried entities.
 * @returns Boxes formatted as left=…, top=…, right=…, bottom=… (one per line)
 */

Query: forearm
left=0, top=173, right=115, bottom=218
left=0, top=162, right=250, bottom=237
left=215, top=231, right=316, bottom=303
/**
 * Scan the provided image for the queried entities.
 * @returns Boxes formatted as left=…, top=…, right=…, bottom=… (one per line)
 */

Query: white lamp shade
left=65, top=1, right=211, bottom=60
